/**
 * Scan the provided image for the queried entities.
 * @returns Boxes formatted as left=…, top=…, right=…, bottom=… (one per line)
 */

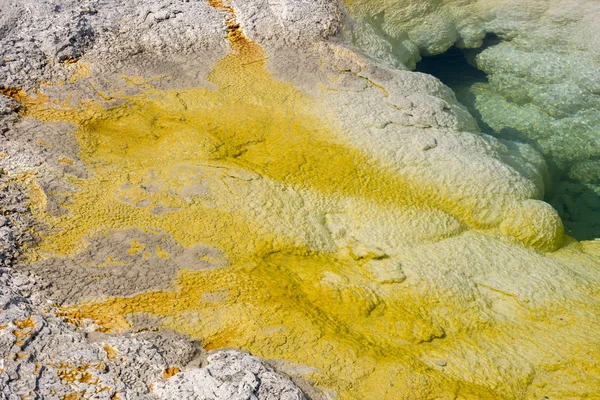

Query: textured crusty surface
left=0, top=265, right=307, bottom=399
left=0, top=175, right=311, bottom=399
left=344, top=0, right=600, bottom=239
left=1, top=0, right=600, bottom=399
left=0, top=0, right=228, bottom=89
left=152, top=350, right=308, bottom=400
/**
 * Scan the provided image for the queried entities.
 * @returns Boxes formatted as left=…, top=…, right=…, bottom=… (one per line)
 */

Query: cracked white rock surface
left=151, top=350, right=308, bottom=400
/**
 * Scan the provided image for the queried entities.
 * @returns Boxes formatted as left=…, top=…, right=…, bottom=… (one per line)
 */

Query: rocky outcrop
left=152, top=350, right=308, bottom=400
left=0, top=0, right=229, bottom=89
left=0, top=266, right=309, bottom=399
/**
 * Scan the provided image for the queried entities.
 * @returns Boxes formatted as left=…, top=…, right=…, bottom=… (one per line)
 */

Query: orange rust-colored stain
left=54, top=308, right=96, bottom=329
left=0, top=86, right=22, bottom=99
left=79, top=372, right=95, bottom=384
left=14, top=318, right=36, bottom=329
left=58, top=157, right=75, bottom=165
left=208, top=0, right=248, bottom=46
left=12, top=318, right=36, bottom=341
left=13, top=330, right=31, bottom=339
left=94, top=362, right=107, bottom=372
left=54, top=363, right=100, bottom=387
left=162, top=366, right=181, bottom=378
left=60, top=57, right=78, bottom=64
left=0, top=86, right=25, bottom=114
left=103, top=344, right=118, bottom=360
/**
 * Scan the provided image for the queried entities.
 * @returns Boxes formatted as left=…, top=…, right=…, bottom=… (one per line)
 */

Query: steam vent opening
left=416, top=37, right=600, bottom=241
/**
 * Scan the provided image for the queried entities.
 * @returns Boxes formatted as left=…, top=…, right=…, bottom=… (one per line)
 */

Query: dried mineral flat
left=1, top=0, right=599, bottom=399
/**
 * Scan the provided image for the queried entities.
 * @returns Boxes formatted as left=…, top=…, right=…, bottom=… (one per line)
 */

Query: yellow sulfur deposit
left=18, top=5, right=600, bottom=400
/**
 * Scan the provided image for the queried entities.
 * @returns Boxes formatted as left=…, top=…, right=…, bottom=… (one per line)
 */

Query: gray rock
left=152, top=350, right=309, bottom=400
left=0, top=0, right=95, bottom=89
left=0, top=95, right=20, bottom=115
left=0, top=0, right=227, bottom=90
left=0, top=265, right=311, bottom=399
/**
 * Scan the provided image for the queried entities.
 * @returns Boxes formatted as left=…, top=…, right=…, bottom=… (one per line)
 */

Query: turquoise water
left=416, top=43, right=600, bottom=241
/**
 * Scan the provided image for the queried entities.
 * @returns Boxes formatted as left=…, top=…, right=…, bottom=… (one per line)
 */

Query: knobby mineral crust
left=1, top=0, right=599, bottom=399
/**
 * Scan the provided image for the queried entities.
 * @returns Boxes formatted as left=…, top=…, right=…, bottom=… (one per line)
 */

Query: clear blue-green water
left=416, top=44, right=600, bottom=241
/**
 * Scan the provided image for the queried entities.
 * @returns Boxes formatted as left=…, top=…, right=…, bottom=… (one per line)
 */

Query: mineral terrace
left=1, top=0, right=599, bottom=399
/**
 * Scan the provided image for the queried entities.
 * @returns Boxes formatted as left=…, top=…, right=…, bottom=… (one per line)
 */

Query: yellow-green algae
left=18, top=9, right=600, bottom=400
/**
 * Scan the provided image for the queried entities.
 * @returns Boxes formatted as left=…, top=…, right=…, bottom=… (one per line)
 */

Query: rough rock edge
left=0, top=0, right=230, bottom=91
left=0, top=167, right=315, bottom=399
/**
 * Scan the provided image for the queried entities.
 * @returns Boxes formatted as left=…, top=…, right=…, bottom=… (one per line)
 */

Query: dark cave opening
left=415, top=46, right=488, bottom=91
left=414, top=37, right=495, bottom=136
left=415, top=38, right=600, bottom=241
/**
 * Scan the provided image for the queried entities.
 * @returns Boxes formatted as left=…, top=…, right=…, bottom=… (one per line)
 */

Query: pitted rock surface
left=0, top=0, right=228, bottom=90
left=23, top=229, right=228, bottom=304
left=0, top=267, right=310, bottom=399
left=152, top=350, right=309, bottom=400
left=0, top=177, right=38, bottom=268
